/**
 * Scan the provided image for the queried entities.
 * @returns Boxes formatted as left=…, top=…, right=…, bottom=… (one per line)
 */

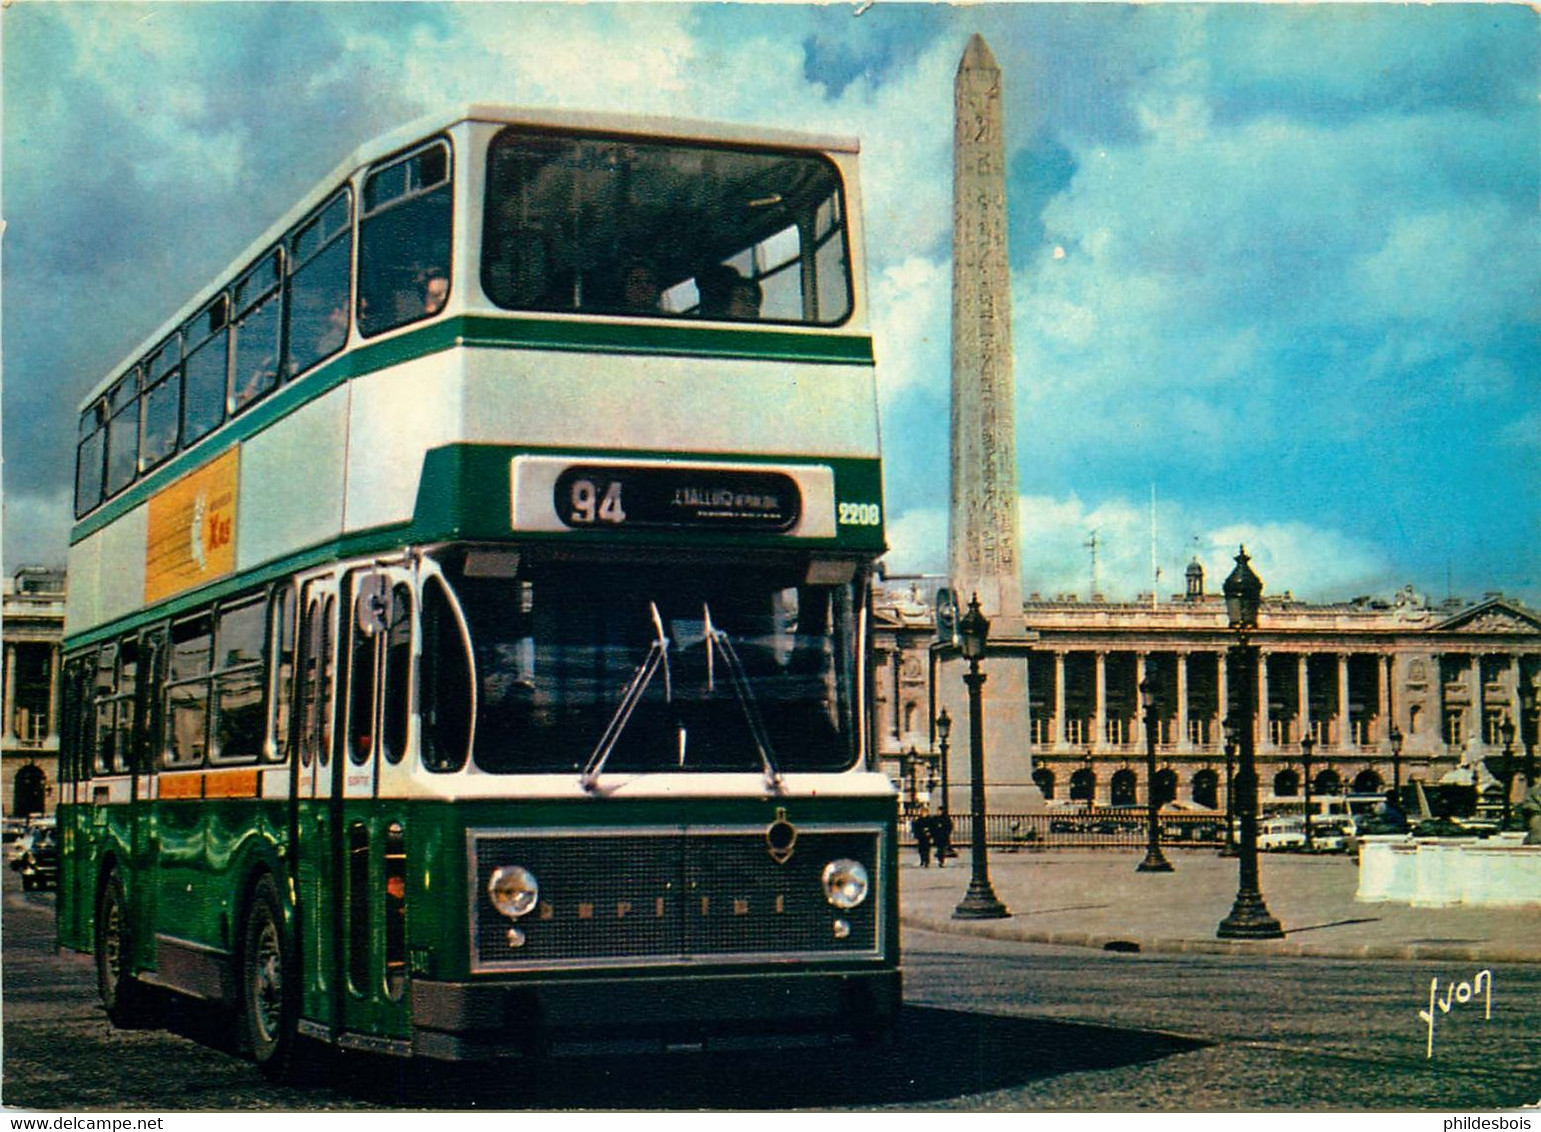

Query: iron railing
left=900, top=810, right=1226, bottom=851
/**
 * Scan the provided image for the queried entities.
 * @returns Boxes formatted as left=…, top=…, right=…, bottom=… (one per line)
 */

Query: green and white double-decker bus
left=57, top=105, right=896, bottom=1076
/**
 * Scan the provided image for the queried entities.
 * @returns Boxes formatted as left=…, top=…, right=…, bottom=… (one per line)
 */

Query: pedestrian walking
left=930, top=811, right=953, bottom=866
left=911, top=810, right=934, bottom=866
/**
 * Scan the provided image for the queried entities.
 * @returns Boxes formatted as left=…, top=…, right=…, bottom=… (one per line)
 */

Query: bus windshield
left=429, top=556, right=859, bottom=776
left=481, top=129, right=851, bottom=325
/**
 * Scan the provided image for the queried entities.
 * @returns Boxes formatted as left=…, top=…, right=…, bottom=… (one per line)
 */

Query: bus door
left=292, top=574, right=339, bottom=1025
left=129, top=626, right=166, bottom=959
left=331, top=566, right=414, bottom=1043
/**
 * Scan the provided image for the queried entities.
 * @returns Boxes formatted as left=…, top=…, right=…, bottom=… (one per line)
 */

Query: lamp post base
left=953, top=880, right=1010, bottom=920
left=1216, top=890, right=1284, bottom=939
left=1136, top=850, right=1174, bottom=873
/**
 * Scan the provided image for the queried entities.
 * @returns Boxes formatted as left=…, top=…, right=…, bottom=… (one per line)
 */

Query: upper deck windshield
left=424, top=555, right=860, bottom=776
left=481, top=129, right=852, bottom=325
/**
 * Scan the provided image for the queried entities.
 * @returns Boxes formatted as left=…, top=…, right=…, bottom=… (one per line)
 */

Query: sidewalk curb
left=901, top=912, right=1541, bottom=966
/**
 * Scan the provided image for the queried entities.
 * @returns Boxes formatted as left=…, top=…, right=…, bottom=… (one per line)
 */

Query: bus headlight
left=821, top=859, right=870, bottom=909
left=487, top=865, right=540, bottom=920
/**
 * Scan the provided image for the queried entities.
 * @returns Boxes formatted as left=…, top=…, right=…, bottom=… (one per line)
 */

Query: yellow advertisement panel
left=145, top=448, right=239, bottom=604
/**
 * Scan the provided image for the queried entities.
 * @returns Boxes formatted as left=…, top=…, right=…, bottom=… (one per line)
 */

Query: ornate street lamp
left=953, top=594, right=1009, bottom=920
left=935, top=707, right=952, bottom=821
left=1217, top=547, right=1284, bottom=940
left=1300, top=733, right=1317, bottom=852
left=1137, top=678, right=1174, bottom=872
left=1499, top=715, right=1517, bottom=830
left=1220, top=718, right=1238, bottom=857
left=1389, top=725, right=1404, bottom=802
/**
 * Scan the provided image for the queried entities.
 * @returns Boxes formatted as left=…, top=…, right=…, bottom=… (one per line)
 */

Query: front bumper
left=410, top=966, right=901, bottom=1060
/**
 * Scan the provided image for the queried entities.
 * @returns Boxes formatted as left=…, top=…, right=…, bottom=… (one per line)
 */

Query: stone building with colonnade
left=872, top=561, right=1541, bottom=820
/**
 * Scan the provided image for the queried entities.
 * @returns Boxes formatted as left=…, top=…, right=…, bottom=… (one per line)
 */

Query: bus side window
left=63, top=651, right=97, bottom=783
left=420, top=575, right=471, bottom=773
left=182, top=295, right=230, bottom=448
left=347, top=576, right=383, bottom=765
left=140, top=336, right=183, bottom=473
left=165, top=614, right=214, bottom=768
left=230, top=249, right=283, bottom=415
left=382, top=583, right=412, bottom=764
left=113, top=638, right=139, bottom=775
left=286, top=190, right=352, bottom=382
left=104, top=370, right=141, bottom=499
left=139, top=628, right=168, bottom=777
left=358, top=139, right=453, bottom=338
left=75, top=402, right=107, bottom=517
left=320, top=596, right=336, bottom=765
left=269, top=584, right=297, bottom=762
left=93, top=645, right=118, bottom=776
left=211, top=597, right=266, bottom=764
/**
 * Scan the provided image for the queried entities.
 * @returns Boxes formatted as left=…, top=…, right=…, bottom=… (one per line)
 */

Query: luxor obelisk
left=950, top=33, right=1023, bottom=622
left=943, top=34, right=1043, bottom=812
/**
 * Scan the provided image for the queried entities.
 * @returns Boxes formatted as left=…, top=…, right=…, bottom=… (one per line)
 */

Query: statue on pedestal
left=1518, top=782, right=1541, bottom=846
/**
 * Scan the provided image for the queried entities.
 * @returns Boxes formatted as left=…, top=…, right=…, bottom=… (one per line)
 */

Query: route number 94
left=569, top=478, right=627, bottom=525
left=838, top=501, right=881, bottom=527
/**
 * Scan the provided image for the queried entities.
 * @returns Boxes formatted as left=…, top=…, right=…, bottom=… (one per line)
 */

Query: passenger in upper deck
left=620, top=261, right=663, bottom=314
left=696, top=264, right=762, bottom=320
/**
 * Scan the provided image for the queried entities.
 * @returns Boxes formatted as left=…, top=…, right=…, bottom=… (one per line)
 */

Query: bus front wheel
left=95, top=870, right=150, bottom=1028
left=240, top=875, right=299, bottom=1081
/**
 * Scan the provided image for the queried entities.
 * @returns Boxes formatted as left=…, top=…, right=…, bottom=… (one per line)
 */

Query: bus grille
left=469, top=825, right=884, bottom=972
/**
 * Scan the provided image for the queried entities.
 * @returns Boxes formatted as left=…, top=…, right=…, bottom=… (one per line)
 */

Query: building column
left=1216, top=650, right=1228, bottom=736
left=1377, top=651, right=1391, bottom=745
left=1176, top=652, right=1191, bottom=752
left=1257, top=651, right=1272, bottom=752
left=1094, top=651, right=1107, bottom=751
left=1135, top=652, right=1148, bottom=747
left=1467, top=654, right=1484, bottom=751
left=1298, top=653, right=1311, bottom=744
left=1337, top=654, right=1351, bottom=749
left=2, top=643, right=16, bottom=742
left=1053, top=651, right=1067, bottom=748
left=45, top=646, right=60, bottom=745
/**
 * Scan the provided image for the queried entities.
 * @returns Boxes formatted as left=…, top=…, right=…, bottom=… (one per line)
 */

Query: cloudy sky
left=3, top=2, right=1537, bottom=606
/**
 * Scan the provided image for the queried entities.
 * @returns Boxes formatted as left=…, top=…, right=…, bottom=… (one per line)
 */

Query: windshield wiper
left=580, top=603, right=671, bottom=794
left=703, top=603, right=784, bottom=795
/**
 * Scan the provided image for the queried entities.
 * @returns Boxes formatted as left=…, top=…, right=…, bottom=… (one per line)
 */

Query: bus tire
left=95, top=870, right=150, bottom=1028
left=239, top=875, right=299, bottom=1081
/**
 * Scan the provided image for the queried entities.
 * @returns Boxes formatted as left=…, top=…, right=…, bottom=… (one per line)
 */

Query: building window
left=1110, top=768, right=1137, bottom=807
left=1273, top=768, right=1300, bottom=797
left=1443, top=709, right=1464, bottom=747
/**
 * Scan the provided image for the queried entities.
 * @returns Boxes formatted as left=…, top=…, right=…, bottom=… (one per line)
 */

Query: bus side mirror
left=355, top=573, right=389, bottom=637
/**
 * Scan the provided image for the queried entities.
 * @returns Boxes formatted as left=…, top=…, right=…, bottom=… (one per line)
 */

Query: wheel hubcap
left=253, top=919, right=283, bottom=1043
left=102, top=900, right=122, bottom=993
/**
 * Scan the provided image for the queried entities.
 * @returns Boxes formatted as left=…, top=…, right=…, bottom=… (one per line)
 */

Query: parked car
left=9, top=822, right=57, bottom=891
left=1256, top=816, right=1307, bottom=851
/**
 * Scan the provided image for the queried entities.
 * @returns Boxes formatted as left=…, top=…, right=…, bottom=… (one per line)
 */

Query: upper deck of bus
left=73, top=104, right=867, bottom=415
left=65, top=106, right=883, bottom=644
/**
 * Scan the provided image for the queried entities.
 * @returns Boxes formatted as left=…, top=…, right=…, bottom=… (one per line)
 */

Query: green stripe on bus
left=70, top=315, right=875, bottom=545
left=61, top=445, right=884, bottom=651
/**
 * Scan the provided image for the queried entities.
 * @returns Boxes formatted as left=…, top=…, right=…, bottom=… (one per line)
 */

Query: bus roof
left=78, top=104, right=862, bottom=410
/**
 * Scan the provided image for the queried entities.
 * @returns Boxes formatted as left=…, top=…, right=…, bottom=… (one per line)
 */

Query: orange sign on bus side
left=144, top=448, right=239, bottom=605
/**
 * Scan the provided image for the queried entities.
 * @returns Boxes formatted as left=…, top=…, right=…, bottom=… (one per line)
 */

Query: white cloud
left=1, top=488, right=73, bottom=573
left=881, top=506, right=947, bottom=578
left=871, top=255, right=948, bottom=402
left=881, top=493, right=1394, bottom=604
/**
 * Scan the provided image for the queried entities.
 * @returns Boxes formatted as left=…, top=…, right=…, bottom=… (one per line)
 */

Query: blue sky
left=3, top=2, right=1537, bottom=606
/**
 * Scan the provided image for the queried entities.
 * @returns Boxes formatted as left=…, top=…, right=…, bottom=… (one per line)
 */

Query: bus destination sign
left=554, top=465, right=801, bottom=532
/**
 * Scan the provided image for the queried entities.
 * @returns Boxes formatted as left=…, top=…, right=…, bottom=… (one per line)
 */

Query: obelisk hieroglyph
left=949, top=33, right=1023, bottom=622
